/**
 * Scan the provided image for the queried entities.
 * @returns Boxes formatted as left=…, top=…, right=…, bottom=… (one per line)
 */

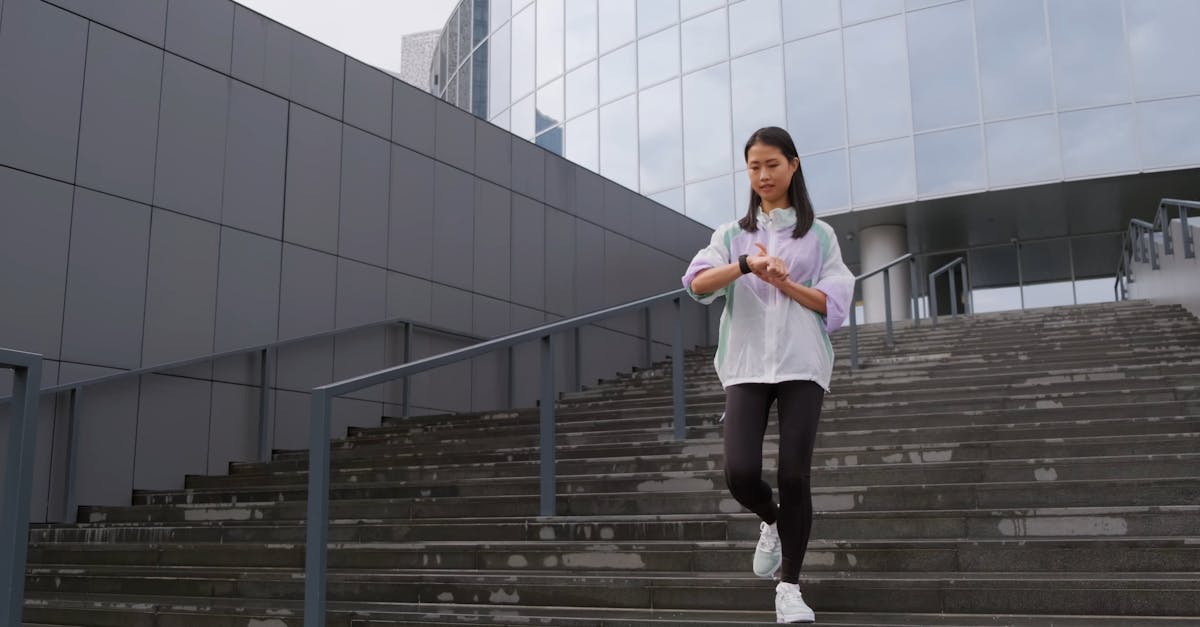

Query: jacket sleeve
left=681, top=226, right=731, bottom=305
left=812, top=226, right=856, bottom=333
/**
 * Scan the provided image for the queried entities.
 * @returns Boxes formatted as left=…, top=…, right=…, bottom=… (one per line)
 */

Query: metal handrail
left=0, top=313, right=485, bottom=523
left=929, top=257, right=970, bottom=328
left=847, top=254, right=917, bottom=370
left=1, top=348, right=43, bottom=626
left=1116, top=199, right=1197, bottom=300
left=301, top=288, right=691, bottom=626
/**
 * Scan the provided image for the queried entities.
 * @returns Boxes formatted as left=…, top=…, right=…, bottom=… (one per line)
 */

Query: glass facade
left=432, top=0, right=1200, bottom=228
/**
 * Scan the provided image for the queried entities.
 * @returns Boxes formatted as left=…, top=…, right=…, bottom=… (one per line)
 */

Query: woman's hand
left=749, top=243, right=789, bottom=281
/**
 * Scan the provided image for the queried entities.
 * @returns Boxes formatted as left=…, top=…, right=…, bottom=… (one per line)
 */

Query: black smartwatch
left=737, top=254, right=751, bottom=275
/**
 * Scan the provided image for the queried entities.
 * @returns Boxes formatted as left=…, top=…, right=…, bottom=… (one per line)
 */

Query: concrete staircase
left=21, top=300, right=1200, bottom=625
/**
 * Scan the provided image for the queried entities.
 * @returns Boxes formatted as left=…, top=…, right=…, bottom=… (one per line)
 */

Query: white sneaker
left=775, top=581, right=815, bottom=623
left=753, top=521, right=782, bottom=578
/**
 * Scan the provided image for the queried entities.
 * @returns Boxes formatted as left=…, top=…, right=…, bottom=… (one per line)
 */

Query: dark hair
left=738, top=126, right=814, bottom=239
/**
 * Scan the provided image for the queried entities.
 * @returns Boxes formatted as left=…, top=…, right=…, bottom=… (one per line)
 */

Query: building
left=400, top=30, right=440, bottom=90
left=430, top=0, right=1200, bottom=319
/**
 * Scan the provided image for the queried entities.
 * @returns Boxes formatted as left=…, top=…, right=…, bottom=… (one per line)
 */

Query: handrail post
left=910, top=258, right=920, bottom=327
left=1159, top=203, right=1174, bottom=255
left=538, top=335, right=556, bottom=517
left=1181, top=206, right=1195, bottom=259
left=671, top=297, right=686, bottom=442
left=961, top=262, right=973, bottom=314
left=258, top=348, right=275, bottom=462
left=1148, top=224, right=1160, bottom=270
left=402, top=322, right=412, bottom=417
left=303, top=389, right=332, bottom=627
left=882, top=268, right=894, bottom=348
left=849, top=297, right=860, bottom=370
left=949, top=266, right=959, bottom=320
left=62, top=386, right=83, bottom=523
left=929, top=273, right=939, bottom=329
left=0, top=349, right=43, bottom=627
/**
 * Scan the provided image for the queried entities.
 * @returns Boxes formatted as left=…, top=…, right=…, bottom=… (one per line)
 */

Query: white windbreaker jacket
left=681, top=208, right=855, bottom=391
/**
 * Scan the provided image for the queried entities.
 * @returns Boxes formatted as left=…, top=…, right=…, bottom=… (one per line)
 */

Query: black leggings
left=723, top=380, right=824, bottom=584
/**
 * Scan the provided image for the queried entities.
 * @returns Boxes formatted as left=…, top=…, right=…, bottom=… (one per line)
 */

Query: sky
left=234, top=0, right=460, bottom=74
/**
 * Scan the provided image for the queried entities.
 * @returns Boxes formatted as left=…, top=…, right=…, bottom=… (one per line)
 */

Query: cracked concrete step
left=20, top=567, right=1200, bottom=615
left=32, top=506, right=1200, bottom=546
left=78, top=477, right=1200, bottom=523
left=194, top=430, right=1200, bottom=492
left=135, top=453, right=1200, bottom=507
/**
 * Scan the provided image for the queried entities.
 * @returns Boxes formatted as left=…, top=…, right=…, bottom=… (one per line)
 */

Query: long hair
left=738, top=126, right=815, bottom=239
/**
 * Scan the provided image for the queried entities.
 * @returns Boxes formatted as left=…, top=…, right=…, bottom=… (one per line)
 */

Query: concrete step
left=21, top=567, right=1200, bottom=615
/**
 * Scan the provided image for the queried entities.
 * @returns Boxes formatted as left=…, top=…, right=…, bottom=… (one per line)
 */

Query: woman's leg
left=722, top=383, right=778, bottom=524
left=775, top=379, right=826, bottom=584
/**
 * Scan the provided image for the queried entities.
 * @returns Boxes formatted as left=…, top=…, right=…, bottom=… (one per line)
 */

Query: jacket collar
left=755, top=206, right=797, bottom=231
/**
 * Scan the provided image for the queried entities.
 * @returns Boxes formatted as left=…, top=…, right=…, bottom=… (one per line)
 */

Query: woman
left=681, top=127, right=855, bottom=623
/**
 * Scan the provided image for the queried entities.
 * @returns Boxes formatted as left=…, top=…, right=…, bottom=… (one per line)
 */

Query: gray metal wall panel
left=271, top=388, right=309, bottom=451
left=472, top=179, right=511, bottom=300
left=344, top=57, right=392, bottom=139
left=223, top=81, right=288, bottom=239
left=0, top=168, right=71, bottom=357
left=435, top=100, right=475, bottom=172
left=0, top=0, right=87, bottom=181
left=574, top=169, right=605, bottom=219
left=574, top=219, right=606, bottom=313
left=278, top=243, right=336, bottom=339
left=544, top=208, right=576, bottom=316
left=214, top=228, right=281, bottom=353
left=432, top=163, right=475, bottom=291
left=154, top=55, right=229, bottom=222
left=468, top=293, right=510, bottom=410
left=142, top=209, right=220, bottom=366
left=334, top=259, right=386, bottom=401
left=603, top=181, right=634, bottom=237
left=474, top=119, right=511, bottom=187
left=630, top=195, right=658, bottom=241
left=388, top=146, right=435, bottom=277
left=392, top=80, right=436, bottom=156
left=509, top=195, right=546, bottom=309
left=544, top=153, right=575, bottom=212
left=511, top=138, right=546, bottom=201
left=333, top=328, right=386, bottom=402
left=45, top=0, right=167, bottom=46
left=431, top=283, right=473, bottom=334
left=338, top=126, right=390, bottom=267
left=603, top=231, right=641, bottom=336
left=330, top=396, right=382, bottom=442
left=230, top=6, right=291, bottom=99
left=284, top=104, right=342, bottom=253
left=408, top=334, right=472, bottom=413
left=275, top=337, right=333, bottom=393
left=60, top=189, right=151, bottom=369
left=508, top=304, right=545, bottom=407
left=164, top=0, right=234, bottom=73
left=133, top=374, right=211, bottom=491
left=290, top=33, right=343, bottom=120
left=64, top=363, right=138, bottom=507
left=386, top=272, right=433, bottom=324
left=75, top=24, right=163, bottom=204
left=207, top=381, right=259, bottom=473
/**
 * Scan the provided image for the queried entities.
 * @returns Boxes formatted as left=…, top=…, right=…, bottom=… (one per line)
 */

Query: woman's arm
left=765, top=276, right=828, bottom=315
left=691, top=244, right=783, bottom=295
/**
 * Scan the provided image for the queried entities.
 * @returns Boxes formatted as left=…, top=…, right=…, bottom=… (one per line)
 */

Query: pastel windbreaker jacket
left=681, top=208, right=855, bottom=391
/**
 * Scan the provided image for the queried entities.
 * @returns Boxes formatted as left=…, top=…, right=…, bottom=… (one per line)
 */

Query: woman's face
left=746, top=142, right=798, bottom=208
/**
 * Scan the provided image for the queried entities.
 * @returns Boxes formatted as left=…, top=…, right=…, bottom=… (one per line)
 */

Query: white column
left=859, top=225, right=911, bottom=324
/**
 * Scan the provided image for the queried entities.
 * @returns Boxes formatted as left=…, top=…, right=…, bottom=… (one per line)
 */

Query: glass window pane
left=511, top=93, right=536, bottom=140
left=686, top=175, right=736, bottom=228
left=975, top=0, right=1055, bottom=120
left=985, top=114, right=1061, bottom=187
left=511, top=6, right=535, bottom=99
left=537, top=0, right=565, bottom=86
left=801, top=149, right=849, bottom=215
left=493, top=108, right=510, bottom=131
left=908, top=0, right=953, bottom=9
left=638, top=0, right=678, bottom=36
left=537, top=78, right=564, bottom=133
left=600, top=43, right=638, bottom=103
left=1059, top=105, right=1137, bottom=179
left=565, top=61, right=598, bottom=118
left=785, top=31, right=846, bottom=154
left=784, top=0, right=840, bottom=41
left=639, top=79, right=683, bottom=192
left=513, top=0, right=534, bottom=15
left=681, top=8, right=727, bottom=74
left=731, top=48, right=785, bottom=167
left=599, top=0, right=636, bottom=54
left=683, top=63, right=732, bottom=181
left=1047, top=0, right=1131, bottom=110
left=536, top=127, right=564, bottom=155
left=682, top=0, right=724, bottom=20
left=734, top=168, right=750, bottom=209
left=459, top=1, right=473, bottom=60
left=1137, top=95, right=1200, bottom=170
left=914, top=126, right=985, bottom=196
left=730, top=0, right=780, bottom=58
left=850, top=137, right=916, bottom=206
left=844, top=16, right=911, bottom=144
left=448, top=10, right=460, bottom=74
left=565, top=0, right=599, bottom=70
left=907, top=1, right=980, bottom=131
left=488, top=23, right=511, bottom=117
left=1126, top=0, right=1200, bottom=100
left=565, top=109, right=599, bottom=172
left=651, top=187, right=685, bottom=213
left=474, top=0, right=489, bottom=46
left=490, top=0, right=511, bottom=33
left=842, top=0, right=903, bottom=25
left=600, top=94, right=639, bottom=189
left=638, top=26, right=679, bottom=88
left=472, top=41, right=489, bottom=117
